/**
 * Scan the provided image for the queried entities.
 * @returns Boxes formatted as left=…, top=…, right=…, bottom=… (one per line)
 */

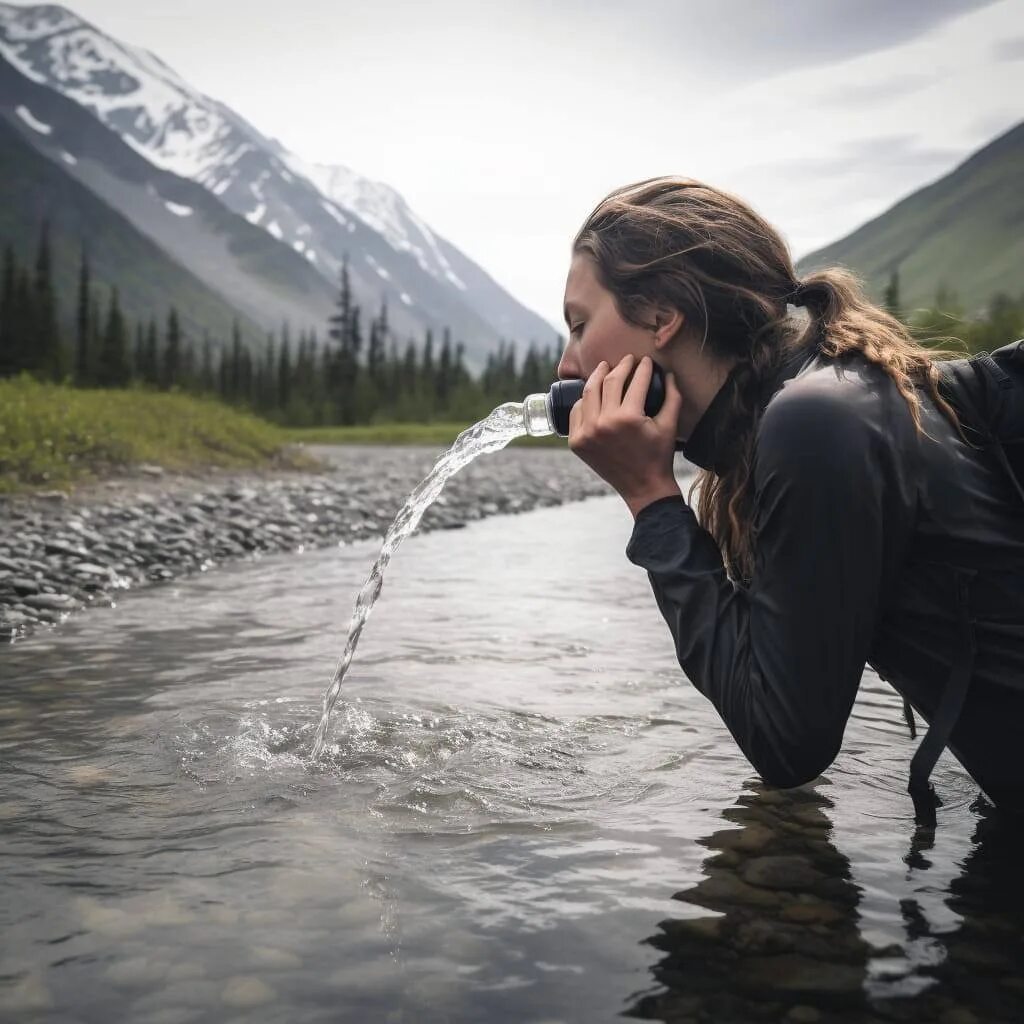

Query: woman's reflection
left=628, top=784, right=1024, bottom=1023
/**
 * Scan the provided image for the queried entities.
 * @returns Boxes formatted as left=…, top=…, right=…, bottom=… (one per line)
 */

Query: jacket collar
left=677, top=340, right=820, bottom=473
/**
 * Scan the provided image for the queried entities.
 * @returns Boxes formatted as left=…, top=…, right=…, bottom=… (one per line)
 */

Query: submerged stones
left=0, top=445, right=613, bottom=641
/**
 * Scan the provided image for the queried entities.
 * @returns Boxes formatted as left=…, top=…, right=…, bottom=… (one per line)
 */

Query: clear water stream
left=310, top=403, right=526, bottom=758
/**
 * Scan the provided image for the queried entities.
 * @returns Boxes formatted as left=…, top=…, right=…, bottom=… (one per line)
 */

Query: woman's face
left=557, top=253, right=658, bottom=381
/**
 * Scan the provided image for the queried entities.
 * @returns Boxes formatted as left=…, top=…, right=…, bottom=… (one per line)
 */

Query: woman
left=561, top=177, right=1024, bottom=820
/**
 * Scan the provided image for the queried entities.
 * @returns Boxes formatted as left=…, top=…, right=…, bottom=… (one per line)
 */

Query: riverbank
left=0, top=444, right=613, bottom=641
left=0, top=378, right=557, bottom=495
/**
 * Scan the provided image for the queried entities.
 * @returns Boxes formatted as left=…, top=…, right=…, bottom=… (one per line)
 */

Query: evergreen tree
left=438, top=328, right=453, bottom=407
left=229, top=319, right=243, bottom=400
left=75, top=246, right=92, bottom=385
left=0, top=244, right=16, bottom=377
left=262, top=334, right=276, bottom=411
left=181, top=337, right=197, bottom=391
left=163, top=308, right=182, bottom=389
left=883, top=270, right=902, bottom=322
left=33, top=219, right=63, bottom=379
left=277, top=334, right=292, bottom=411
left=200, top=332, right=215, bottom=394
left=12, top=266, right=34, bottom=377
left=141, top=318, right=159, bottom=387
left=519, top=342, right=545, bottom=396
left=367, top=301, right=388, bottom=393
left=97, top=287, right=129, bottom=386
left=132, top=322, right=144, bottom=382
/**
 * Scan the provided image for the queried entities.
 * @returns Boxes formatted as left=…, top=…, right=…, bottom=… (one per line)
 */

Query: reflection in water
left=897, top=803, right=1024, bottom=1022
left=630, top=783, right=871, bottom=1023
left=631, top=786, right=1024, bottom=1024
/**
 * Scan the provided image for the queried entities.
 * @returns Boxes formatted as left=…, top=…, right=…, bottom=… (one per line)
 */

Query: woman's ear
left=651, top=307, right=685, bottom=351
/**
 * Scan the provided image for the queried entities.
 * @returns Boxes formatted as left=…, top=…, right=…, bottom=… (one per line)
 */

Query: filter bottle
left=522, top=362, right=667, bottom=437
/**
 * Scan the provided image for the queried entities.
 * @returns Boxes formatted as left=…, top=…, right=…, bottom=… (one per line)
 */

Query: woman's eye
left=570, top=322, right=585, bottom=336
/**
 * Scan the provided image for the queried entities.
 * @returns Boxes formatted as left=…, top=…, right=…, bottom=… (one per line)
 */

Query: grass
left=0, top=378, right=565, bottom=493
left=0, top=376, right=313, bottom=493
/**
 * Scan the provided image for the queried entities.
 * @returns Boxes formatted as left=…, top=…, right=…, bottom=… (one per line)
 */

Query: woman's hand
left=568, top=354, right=684, bottom=518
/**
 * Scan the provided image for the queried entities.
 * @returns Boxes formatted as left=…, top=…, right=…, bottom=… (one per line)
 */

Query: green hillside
left=0, top=116, right=263, bottom=346
left=796, top=121, right=1024, bottom=315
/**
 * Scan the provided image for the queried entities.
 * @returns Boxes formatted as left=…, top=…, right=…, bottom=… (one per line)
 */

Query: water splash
left=309, top=403, right=527, bottom=758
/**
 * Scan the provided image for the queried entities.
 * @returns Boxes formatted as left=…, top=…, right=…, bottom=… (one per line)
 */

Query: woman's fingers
left=623, top=355, right=653, bottom=414
left=601, top=354, right=635, bottom=409
left=580, top=360, right=610, bottom=424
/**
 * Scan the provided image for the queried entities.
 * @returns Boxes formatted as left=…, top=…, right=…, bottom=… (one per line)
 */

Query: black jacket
left=626, top=342, right=1024, bottom=811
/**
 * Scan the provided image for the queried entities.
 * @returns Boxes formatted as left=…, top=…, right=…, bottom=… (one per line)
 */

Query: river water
left=1, top=494, right=1021, bottom=1023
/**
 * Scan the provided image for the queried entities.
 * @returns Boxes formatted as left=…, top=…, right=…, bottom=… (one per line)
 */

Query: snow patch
left=15, top=105, right=51, bottom=135
left=445, top=268, right=467, bottom=291
left=267, top=220, right=283, bottom=239
left=320, top=200, right=348, bottom=227
left=212, top=178, right=231, bottom=196
left=365, top=254, right=391, bottom=281
left=61, top=150, right=77, bottom=165
left=245, top=203, right=266, bottom=225
left=293, top=240, right=306, bottom=253
left=164, top=200, right=192, bottom=217
left=305, top=250, right=318, bottom=263
left=400, top=292, right=413, bottom=306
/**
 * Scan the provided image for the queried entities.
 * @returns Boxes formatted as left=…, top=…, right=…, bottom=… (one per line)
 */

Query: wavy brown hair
left=573, top=176, right=961, bottom=584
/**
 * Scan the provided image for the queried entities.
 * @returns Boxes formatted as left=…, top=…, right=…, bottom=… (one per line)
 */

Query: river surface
left=1, top=495, right=1021, bottom=1023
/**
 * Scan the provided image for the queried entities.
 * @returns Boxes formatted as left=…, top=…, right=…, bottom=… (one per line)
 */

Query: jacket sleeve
left=626, top=387, right=904, bottom=787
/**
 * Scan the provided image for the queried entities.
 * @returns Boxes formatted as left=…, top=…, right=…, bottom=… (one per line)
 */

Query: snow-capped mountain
left=0, top=2, right=559, bottom=365
left=295, top=158, right=469, bottom=294
left=0, top=54, right=337, bottom=335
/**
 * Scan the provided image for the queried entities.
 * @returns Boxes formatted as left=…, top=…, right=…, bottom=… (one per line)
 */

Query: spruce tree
left=277, top=334, right=292, bottom=411
left=437, top=328, right=453, bottom=408
left=883, top=270, right=902, bottom=322
left=163, top=308, right=182, bottom=389
left=97, top=287, right=129, bottom=386
left=75, top=246, right=92, bottom=385
left=262, top=334, right=276, bottom=411
left=33, top=219, right=63, bottom=379
left=142, top=318, right=159, bottom=386
left=0, top=244, right=16, bottom=377
left=229, top=319, right=243, bottom=400
left=132, top=322, right=144, bottom=383
left=200, top=332, right=215, bottom=394
left=12, top=266, right=34, bottom=376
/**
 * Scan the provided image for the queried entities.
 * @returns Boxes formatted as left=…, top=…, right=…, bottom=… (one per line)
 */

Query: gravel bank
left=0, top=445, right=615, bottom=642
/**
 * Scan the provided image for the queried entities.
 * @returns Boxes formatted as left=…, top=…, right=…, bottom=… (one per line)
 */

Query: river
left=1, top=495, right=1020, bottom=1023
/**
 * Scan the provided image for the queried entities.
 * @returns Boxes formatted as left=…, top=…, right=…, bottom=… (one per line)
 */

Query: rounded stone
left=740, top=855, right=824, bottom=891
left=221, top=975, right=276, bottom=1007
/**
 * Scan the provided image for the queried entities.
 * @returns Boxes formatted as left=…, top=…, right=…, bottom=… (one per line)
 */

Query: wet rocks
left=0, top=445, right=618, bottom=641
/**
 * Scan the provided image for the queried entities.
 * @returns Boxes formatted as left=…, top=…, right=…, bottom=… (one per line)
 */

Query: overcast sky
left=44, top=0, right=1024, bottom=330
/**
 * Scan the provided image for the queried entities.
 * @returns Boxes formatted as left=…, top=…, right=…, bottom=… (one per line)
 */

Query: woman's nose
left=557, top=350, right=579, bottom=381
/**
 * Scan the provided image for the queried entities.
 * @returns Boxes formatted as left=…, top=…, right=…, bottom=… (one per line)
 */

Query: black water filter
left=522, top=362, right=667, bottom=437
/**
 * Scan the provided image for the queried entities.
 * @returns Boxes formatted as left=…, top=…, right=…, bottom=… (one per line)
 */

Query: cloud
left=540, top=0, right=1002, bottom=86
left=993, top=36, right=1024, bottom=61
left=746, top=135, right=965, bottom=183
left=817, top=74, right=937, bottom=107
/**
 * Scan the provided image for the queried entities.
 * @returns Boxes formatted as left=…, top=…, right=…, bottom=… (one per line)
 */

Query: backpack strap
left=907, top=567, right=978, bottom=826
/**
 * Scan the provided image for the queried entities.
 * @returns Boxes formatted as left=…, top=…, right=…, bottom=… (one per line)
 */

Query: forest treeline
left=1, top=224, right=1022, bottom=428
left=0, top=223, right=560, bottom=425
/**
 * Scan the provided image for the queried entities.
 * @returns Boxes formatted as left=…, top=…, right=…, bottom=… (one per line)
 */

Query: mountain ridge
left=0, top=54, right=338, bottom=336
left=796, top=120, right=1024, bottom=314
left=0, top=2, right=559, bottom=365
